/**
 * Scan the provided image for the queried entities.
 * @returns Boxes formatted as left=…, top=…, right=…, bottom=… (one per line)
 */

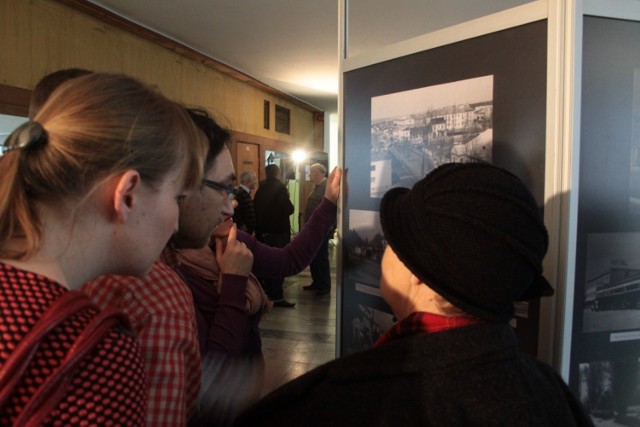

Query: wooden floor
left=260, top=245, right=337, bottom=396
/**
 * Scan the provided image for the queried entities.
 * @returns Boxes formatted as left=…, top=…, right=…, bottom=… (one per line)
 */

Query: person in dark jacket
left=233, top=171, right=257, bottom=234
left=302, top=163, right=334, bottom=296
left=235, top=162, right=594, bottom=427
left=253, top=164, right=296, bottom=307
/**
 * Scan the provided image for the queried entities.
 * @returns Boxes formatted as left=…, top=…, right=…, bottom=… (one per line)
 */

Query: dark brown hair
left=29, top=68, right=93, bottom=118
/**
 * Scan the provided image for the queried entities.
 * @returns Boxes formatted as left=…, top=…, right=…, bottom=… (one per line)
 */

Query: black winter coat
left=235, top=322, right=593, bottom=426
left=253, top=178, right=294, bottom=235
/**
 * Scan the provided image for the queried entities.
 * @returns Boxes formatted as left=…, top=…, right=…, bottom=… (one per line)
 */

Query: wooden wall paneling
left=179, top=63, right=197, bottom=105
left=0, top=0, right=323, bottom=146
left=312, top=112, right=324, bottom=149
left=245, top=85, right=265, bottom=136
left=242, top=86, right=257, bottom=136
left=121, top=33, right=158, bottom=83
left=156, top=40, right=185, bottom=100
left=245, top=84, right=264, bottom=135
left=66, top=9, right=123, bottom=72
left=121, top=34, right=183, bottom=101
left=200, top=71, right=227, bottom=120
left=30, top=0, right=73, bottom=83
left=53, top=0, right=322, bottom=114
left=222, top=79, right=249, bottom=132
left=0, top=0, right=31, bottom=87
left=30, top=0, right=119, bottom=82
left=235, top=141, right=260, bottom=194
left=0, top=84, right=31, bottom=117
left=120, top=35, right=145, bottom=82
left=287, top=101, right=317, bottom=147
left=183, top=65, right=202, bottom=110
left=159, top=56, right=187, bottom=102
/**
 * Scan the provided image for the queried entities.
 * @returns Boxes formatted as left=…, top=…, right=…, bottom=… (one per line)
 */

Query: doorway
left=235, top=141, right=260, bottom=196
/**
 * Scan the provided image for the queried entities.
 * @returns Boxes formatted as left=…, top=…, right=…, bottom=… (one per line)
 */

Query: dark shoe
left=315, top=288, right=330, bottom=296
left=273, top=299, right=296, bottom=308
left=303, top=284, right=319, bottom=291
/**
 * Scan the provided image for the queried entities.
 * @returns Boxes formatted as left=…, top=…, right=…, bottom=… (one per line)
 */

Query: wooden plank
left=0, top=84, right=31, bottom=117
left=54, top=0, right=323, bottom=113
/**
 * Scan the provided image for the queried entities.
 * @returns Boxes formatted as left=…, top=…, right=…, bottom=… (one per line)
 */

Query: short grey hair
left=310, top=163, right=326, bottom=176
left=240, top=171, right=256, bottom=184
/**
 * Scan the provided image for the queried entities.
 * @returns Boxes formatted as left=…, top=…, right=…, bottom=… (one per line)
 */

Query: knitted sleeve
left=238, top=197, right=336, bottom=278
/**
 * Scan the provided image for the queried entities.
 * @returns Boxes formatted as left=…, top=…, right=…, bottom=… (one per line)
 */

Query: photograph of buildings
left=583, top=232, right=640, bottom=334
left=350, top=304, right=396, bottom=352
left=579, top=359, right=640, bottom=426
left=370, top=75, right=494, bottom=197
left=630, top=69, right=640, bottom=215
left=344, top=209, right=385, bottom=290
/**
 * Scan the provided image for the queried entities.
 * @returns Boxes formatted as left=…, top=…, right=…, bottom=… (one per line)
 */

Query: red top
left=373, top=311, right=483, bottom=348
left=0, top=262, right=146, bottom=426
left=83, top=257, right=201, bottom=426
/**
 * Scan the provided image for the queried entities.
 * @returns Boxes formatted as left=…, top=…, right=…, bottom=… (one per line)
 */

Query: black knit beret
left=379, top=162, right=554, bottom=322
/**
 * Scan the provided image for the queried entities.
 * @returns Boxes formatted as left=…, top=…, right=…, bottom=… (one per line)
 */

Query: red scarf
left=373, top=311, right=483, bottom=348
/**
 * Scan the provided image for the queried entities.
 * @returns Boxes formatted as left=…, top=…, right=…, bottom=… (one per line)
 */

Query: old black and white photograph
left=344, top=209, right=385, bottom=289
left=370, top=75, right=493, bottom=197
left=343, top=20, right=546, bottom=358
left=350, top=304, right=395, bottom=353
left=579, top=359, right=640, bottom=426
left=630, top=69, right=640, bottom=215
left=583, top=233, right=640, bottom=334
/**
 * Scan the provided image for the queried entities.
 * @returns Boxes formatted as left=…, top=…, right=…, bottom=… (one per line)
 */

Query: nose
left=222, top=197, right=236, bottom=216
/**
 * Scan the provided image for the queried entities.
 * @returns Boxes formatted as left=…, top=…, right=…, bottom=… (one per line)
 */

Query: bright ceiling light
left=292, top=149, right=307, bottom=163
left=296, top=77, right=338, bottom=94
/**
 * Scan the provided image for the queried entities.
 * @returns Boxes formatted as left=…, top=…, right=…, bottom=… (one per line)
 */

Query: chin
left=212, top=217, right=233, bottom=238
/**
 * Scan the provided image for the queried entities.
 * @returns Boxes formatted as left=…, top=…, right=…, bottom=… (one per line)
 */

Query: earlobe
left=410, top=274, right=424, bottom=286
left=113, top=170, right=141, bottom=223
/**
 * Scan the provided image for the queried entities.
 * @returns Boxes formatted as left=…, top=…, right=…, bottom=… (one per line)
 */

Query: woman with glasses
left=0, top=73, right=206, bottom=425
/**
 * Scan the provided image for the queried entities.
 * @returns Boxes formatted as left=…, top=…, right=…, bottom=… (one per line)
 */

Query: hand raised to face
left=214, top=223, right=253, bottom=277
left=323, top=166, right=342, bottom=204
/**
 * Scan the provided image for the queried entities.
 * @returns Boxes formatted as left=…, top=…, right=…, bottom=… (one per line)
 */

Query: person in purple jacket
left=173, top=108, right=341, bottom=425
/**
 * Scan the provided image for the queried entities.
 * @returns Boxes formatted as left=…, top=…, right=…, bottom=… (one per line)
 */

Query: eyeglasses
left=203, top=179, right=236, bottom=200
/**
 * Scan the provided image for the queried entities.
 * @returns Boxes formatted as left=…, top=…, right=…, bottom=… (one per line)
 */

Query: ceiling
left=88, top=0, right=533, bottom=115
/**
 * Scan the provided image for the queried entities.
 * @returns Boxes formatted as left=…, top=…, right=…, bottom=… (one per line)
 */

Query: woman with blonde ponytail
left=0, top=72, right=206, bottom=426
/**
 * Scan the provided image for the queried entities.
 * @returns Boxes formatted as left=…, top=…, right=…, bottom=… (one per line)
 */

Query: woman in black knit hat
left=235, top=162, right=593, bottom=427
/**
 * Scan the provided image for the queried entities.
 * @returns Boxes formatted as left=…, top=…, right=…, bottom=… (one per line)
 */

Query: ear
left=409, top=273, right=423, bottom=286
left=113, top=170, right=141, bottom=223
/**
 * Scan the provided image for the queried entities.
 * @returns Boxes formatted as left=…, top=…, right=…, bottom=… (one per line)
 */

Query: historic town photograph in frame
left=370, top=75, right=493, bottom=197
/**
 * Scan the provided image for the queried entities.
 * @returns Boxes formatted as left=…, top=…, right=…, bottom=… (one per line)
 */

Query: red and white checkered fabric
left=83, top=258, right=201, bottom=426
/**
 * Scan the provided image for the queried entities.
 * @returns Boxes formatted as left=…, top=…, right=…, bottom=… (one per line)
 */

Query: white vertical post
left=335, top=0, right=348, bottom=357
left=540, top=0, right=582, bottom=379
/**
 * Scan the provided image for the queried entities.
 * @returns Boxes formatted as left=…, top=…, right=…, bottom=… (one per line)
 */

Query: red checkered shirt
left=83, top=256, right=201, bottom=426
left=373, top=311, right=483, bottom=348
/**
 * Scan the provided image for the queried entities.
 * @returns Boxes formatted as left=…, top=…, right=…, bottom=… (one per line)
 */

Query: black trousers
left=258, top=232, right=290, bottom=300
left=309, top=237, right=331, bottom=291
